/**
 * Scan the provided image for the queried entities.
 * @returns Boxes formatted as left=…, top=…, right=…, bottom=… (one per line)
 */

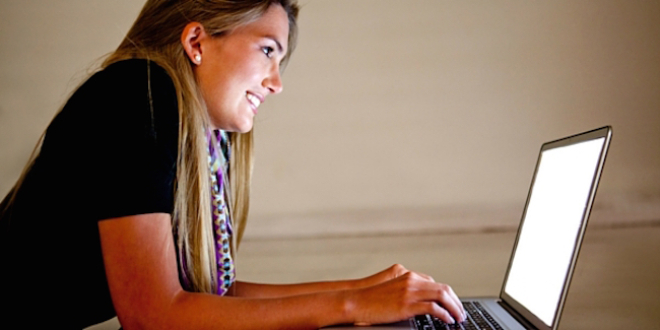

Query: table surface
left=237, top=224, right=660, bottom=329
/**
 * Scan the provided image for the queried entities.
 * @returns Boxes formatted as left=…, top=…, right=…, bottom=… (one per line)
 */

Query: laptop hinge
left=497, top=300, right=539, bottom=330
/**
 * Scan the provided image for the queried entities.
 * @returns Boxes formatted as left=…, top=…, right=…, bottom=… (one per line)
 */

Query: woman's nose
left=263, top=67, right=283, bottom=94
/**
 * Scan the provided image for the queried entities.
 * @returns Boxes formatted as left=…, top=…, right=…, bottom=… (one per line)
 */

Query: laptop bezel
left=497, top=126, right=613, bottom=330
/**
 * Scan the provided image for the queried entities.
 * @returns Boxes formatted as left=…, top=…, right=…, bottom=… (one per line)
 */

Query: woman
left=0, top=0, right=466, bottom=328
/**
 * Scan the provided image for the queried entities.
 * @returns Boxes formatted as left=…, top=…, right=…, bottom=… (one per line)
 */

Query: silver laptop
left=327, top=126, right=612, bottom=330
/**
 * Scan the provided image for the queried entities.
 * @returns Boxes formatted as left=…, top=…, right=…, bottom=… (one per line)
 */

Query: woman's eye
left=262, top=46, right=274, bottom=58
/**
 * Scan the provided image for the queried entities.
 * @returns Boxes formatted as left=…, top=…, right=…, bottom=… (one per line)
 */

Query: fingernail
left=449, top=317, right=456, bottom=324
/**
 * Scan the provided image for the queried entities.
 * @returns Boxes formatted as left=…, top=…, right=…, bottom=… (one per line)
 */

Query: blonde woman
left=0, top=0, right=465, bottom=328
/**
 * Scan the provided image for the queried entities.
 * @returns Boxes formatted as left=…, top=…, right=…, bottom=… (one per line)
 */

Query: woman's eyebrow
left=265, top=35, right=285, bottom=54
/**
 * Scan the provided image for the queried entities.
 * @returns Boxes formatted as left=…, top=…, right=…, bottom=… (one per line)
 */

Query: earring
left=194, top=54, right=202, bottom=64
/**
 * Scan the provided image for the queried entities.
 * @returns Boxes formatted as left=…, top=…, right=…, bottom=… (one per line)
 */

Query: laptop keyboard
left=413, top=301, right=504, bottom=330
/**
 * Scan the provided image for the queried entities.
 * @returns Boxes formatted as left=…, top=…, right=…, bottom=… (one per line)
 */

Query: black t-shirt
left=0, top=59, right=179, bottom=328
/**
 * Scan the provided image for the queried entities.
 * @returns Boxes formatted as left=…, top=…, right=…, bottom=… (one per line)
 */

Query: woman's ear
left=181, top=22, right=206, bottom=65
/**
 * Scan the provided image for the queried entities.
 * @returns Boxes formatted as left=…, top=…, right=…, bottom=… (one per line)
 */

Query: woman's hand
left=346, top=269, right=466, bottom=326
left=356, top=264, right=434, bottom=288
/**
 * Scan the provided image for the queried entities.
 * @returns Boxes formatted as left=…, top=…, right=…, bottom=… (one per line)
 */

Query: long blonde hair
left=4, top=0, right=299, bottom=295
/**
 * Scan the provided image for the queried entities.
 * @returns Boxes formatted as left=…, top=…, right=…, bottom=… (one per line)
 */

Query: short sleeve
left=40, top=59, right=180, bottom=222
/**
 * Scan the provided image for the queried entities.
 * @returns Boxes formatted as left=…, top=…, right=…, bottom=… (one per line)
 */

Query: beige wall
left=1, top=1, right=659, bottom=237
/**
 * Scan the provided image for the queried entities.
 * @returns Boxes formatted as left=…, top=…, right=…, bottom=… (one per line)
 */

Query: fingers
left=415, top=292, right=464, bottom=323
left=410, top=302, right=457, bottom=324
left=432, top=287, right=465, bottom=323
left=395, top=273, right=466, bottom=324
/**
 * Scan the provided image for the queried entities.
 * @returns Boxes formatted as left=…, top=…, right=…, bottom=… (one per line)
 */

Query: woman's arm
left=99, top=214, right=465, bottom=330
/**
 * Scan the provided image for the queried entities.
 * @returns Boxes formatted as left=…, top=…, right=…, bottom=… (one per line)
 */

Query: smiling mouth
left=246, top=92, right=262, bottom=113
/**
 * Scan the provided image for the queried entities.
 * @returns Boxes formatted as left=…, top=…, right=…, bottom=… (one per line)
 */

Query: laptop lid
left=498, top=126, right=612, bottom=330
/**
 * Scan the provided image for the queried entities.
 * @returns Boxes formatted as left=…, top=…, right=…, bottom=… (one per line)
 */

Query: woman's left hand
left=356, top=264, right=435, bottom=289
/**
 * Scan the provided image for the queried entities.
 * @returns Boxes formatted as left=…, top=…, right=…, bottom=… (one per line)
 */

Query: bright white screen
left=503, top=138, right=604, bottom=326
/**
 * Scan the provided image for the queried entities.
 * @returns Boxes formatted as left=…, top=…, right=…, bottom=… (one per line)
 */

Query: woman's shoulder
left=95, top=59, right=173, bottom=86
left=41, top=58, right=181, bottom=169
left=55, top=59, right=179, bottom=132
left=84, top=59, right=176, bottom=107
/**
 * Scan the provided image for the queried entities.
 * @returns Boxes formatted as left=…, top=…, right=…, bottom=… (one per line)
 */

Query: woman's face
left=194, top=4, right=290, bottom=132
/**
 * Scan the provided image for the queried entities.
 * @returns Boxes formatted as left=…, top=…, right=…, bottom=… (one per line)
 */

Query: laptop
left=326, top=126, right=613, bottom=330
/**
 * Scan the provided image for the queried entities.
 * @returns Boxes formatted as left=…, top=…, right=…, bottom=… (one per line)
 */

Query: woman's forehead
left=230, top=4, right=290, bottom=51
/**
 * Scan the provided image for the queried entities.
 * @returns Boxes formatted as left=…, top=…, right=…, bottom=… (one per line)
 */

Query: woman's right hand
left=345, top=270, right=466, bottom=326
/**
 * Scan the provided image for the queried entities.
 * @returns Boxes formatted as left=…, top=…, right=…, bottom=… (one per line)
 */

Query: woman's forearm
left=162, top=288, right=353, bottom=330
left=232, top=279, right=361, bottom=298
left=232, top=264, right=411, bottom=299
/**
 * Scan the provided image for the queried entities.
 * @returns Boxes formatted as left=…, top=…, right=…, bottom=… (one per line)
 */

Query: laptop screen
left=502, top=137, right=606, bottom=327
